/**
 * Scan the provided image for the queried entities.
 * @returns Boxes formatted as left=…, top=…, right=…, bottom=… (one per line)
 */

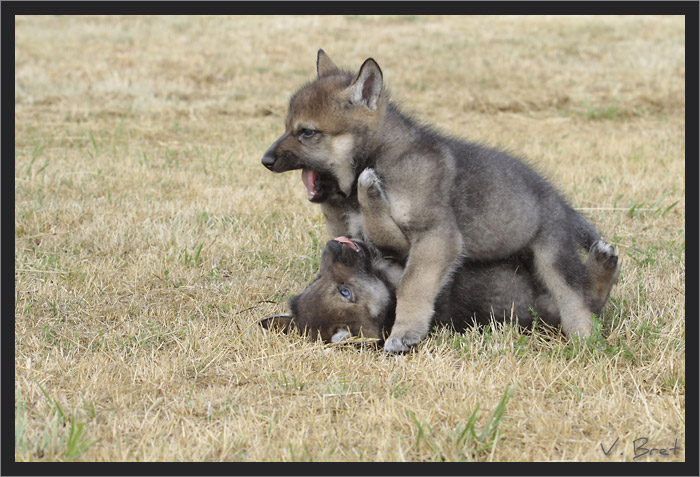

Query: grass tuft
left=407, top=386, right=512, bottom=461
left=16, top=384, right=95, bottom=462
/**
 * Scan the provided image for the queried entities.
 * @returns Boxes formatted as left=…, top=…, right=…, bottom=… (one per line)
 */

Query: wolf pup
left=260, top=236, right=620, bottom=345
left=261, top=173, right=620, bottom=345
left=262, top=50, right=619, bottom=353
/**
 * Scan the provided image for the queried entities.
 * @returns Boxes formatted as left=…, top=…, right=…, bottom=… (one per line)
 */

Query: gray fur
left=261, top=50, right=620, bottom=353
left=259, top=234, right=620, bottom=346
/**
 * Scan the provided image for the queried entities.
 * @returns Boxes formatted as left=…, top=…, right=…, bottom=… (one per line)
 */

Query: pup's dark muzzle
left=261, top=154, right=276, bottom=171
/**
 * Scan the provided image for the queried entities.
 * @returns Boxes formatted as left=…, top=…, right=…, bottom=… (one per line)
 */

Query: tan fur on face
left=287, top=246, right=393, bottom=343
left=329, top=134, right=356, bottom=196
left=357, top=276, right=391, bottom=320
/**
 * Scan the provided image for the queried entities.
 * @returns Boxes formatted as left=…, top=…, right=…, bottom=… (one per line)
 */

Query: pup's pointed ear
left=349, top=58, right=383, bottom=111
left=259, top=313, right=295, bottom=332
left=317, top=49, right=339, bottom=77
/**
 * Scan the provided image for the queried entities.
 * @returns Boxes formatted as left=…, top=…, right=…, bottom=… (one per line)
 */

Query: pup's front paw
left=383, top=331, right=423, bottom=354
left=358, top=168, right=384, bottom=199
left=562, top=312, right=593, bottom=340
left=330, top=329, right=352, bottom=343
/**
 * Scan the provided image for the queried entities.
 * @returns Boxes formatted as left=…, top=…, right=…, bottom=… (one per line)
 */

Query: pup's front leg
left=358, top=168, right=410, bottom=257
left=384, top=225, right=463, bottom=353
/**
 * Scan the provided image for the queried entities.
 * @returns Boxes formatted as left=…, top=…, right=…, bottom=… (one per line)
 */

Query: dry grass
left=14, top=15, right=685, bottom=462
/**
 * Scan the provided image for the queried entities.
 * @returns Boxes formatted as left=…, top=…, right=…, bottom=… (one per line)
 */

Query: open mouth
left=300, top=168, right=344, bottom=203
left=301, top=169, right=319, bottom=200
left=334, top=236, right=362, bottom=254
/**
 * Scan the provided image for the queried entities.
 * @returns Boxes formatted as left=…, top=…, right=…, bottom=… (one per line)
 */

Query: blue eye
left=338, top=285, right=352, bottom=301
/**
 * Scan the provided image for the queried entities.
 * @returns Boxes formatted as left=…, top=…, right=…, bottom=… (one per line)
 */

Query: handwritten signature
left=601, top=437, right=682, bottom=459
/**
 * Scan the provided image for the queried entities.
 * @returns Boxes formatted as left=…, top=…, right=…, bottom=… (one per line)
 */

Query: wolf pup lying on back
left=262, top=50, right=618, bottom=353
left=260, top=172, right=620, bottom=344
left=260, top=236, right=620, bottom=345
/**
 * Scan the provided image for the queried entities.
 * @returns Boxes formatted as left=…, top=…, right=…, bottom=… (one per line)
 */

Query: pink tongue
left=301, top=169, right=318, bottom=199
left=334, top=236, right=359, bottom=252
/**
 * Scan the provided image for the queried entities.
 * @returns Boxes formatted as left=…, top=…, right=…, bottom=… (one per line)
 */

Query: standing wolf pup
left=262, top=50, right=619, bottom=353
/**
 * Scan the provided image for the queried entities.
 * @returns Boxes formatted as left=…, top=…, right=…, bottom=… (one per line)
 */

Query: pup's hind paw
left=358, top=168, right=385, bottom=199
left=589, top=240, right=619, bottom=271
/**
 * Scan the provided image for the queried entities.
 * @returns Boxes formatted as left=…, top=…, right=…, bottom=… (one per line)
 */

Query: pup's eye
left=338, top=285, right=352, bottom=301
left=299, top=129, right=316, bottom=139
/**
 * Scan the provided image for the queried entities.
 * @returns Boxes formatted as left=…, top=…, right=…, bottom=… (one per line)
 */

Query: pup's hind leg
left=531, top=237, right=594, bottom=338
left=586, top=240, right=620, bottom=314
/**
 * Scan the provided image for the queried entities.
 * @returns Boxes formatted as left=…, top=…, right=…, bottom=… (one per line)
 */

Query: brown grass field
left=14, top=15, right=685, bottom=462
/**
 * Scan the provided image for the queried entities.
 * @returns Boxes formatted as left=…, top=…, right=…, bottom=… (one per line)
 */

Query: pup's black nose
left=261, top=154, right=276, bottom=171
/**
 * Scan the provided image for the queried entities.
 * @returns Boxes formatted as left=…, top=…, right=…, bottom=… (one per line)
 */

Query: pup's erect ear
left=317, top=49, right=339, bottom=77
left=349, top=58, right=383, bottom=111
left=259, top=313, right=295, bottom=332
